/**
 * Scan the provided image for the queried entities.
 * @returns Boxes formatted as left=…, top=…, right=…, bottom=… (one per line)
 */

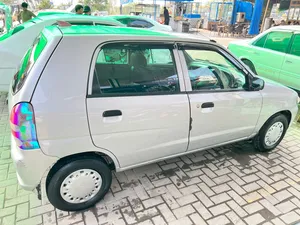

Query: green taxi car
left=228, top=26, right=300, bottom=92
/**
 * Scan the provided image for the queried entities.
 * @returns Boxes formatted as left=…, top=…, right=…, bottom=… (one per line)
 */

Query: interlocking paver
left=157, top=204, right=176, bottom=223
left=0, top=91, right=299, bottom=224
left=226, top=211, right=246, bottom=225
left=172, top=205, right=195, bottom=219
left=276, top=200, right=297, bottom=214
left=243, top=202, right=264, bottom=215
left=280, top=211, right=300, bottom=224
left=244, top=213, right=265, bottom=225
left=207, top=215, right=230, bottom=225
left=209, top=203, right=230, bottom=216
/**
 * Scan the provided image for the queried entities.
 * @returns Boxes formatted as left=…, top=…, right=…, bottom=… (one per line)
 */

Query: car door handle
left=201, top=102, right=214, bottom=108
left=103, top=110, right=122, bottom=117
left=285, top=60, right=293, bottom=64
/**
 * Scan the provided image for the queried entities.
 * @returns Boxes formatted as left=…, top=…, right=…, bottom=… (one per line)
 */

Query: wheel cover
left=60, top=169, right=102, bottom=204
left=264, top=122, right=284, bottom=147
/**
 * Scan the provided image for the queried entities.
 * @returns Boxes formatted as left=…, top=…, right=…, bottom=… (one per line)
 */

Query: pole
left=230, top=0, right=236, bottom=25
left=153, top=0, right=156, bottom=20
left=261, top=0, right=271, bottom=33
left=286, top=2, right=292, bottom=23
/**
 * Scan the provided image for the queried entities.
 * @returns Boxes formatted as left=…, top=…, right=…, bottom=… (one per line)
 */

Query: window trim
left=87, top=41, right=186, bottom=98
left=252, top=33, right=269, bottom=48
left=177, top=42, right=252, bottom=93
left=287, top=32, right=300, bottom=57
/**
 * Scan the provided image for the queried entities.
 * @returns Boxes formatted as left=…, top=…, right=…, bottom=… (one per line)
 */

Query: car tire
left=242, top=59, right=257, bottom=74
left=46, top=157, right=112, bottom=211
left=253, top=114, right=288, bottom=152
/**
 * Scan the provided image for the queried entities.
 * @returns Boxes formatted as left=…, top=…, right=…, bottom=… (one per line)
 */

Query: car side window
left=128, top=19, right=153, bottom=28
left=147, top=49, right=173, bottom=64
left=263, top=32, right=293, bottom=53
left=116, top=18, right=130, bottom=25
left=92, top=43, right=180, bottom=96
left=253, top=33, right=268, bottom=48
left=182, top=48, right=247, bottom=91
left=290, top=34, right=300, bottom=57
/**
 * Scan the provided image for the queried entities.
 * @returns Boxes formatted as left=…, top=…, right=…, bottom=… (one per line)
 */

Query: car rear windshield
left=0, top=17, right=42, bottom=42
left=12, top=32, right=48, bottom=94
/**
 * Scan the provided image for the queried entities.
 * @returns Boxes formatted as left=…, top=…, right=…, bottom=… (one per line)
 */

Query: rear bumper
left=11, top=136, right=59, bottom=191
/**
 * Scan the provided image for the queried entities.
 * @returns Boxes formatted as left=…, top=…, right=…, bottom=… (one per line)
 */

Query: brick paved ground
left=1, top=92, right=300, bottom=225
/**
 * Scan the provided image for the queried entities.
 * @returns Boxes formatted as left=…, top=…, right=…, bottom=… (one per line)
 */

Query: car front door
left=178, top=44, right=263, bottom=151
left=279, top=33, right=300, bottom=91
left=249, top=31, right=292, bottom=82
left=87, top=42, right=190, bottom=168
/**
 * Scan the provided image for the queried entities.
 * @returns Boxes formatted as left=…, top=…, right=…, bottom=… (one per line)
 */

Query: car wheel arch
left=259, top=110, right=292, bottom=131
left=45, top=151, right=118, bottom=192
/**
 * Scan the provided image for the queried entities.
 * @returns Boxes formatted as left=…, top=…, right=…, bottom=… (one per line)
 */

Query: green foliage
left=79, top=0, right=108, bottom=11
left=0, top=0, right=12, bottom=5
left=38, top=0, right=52, bottom=10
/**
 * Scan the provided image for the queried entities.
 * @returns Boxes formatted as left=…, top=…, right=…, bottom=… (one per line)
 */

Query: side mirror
left=251, top=77, right=264, bottom=91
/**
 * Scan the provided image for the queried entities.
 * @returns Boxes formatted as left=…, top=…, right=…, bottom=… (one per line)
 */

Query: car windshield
left=0, top=17, right=42, bottom=42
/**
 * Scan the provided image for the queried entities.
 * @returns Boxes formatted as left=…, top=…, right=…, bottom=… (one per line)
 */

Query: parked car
left=0, top=14, right=124, bottom=91
left=9, top=25, right=299, bottom=212
left=37, top=10, right=73, bottom=17
left=109, top=15, right=173, bottom=32
left=228, top=26, right=300, bottom=92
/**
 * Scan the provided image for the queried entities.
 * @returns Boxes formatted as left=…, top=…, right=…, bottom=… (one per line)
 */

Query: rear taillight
left=10, top=102, right=40, bottom=150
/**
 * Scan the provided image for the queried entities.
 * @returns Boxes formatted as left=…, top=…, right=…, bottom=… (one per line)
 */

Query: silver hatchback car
left=8, top=25, right=299, bottom=211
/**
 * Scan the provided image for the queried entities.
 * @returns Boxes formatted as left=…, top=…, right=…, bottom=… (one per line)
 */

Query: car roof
left=109, top=15, right=156, bottom=22
left=35, top=14, right=122, bottom=25
left=51, top=25, right=211, bottom=42
left=269, top=25, right=300, bottom=32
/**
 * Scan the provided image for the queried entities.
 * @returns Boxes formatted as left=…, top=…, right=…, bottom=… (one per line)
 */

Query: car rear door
left=86, top=42, right=190, bottom=169
left=249, top=31, right=292, bottom=82
left=279, top=33, right=300, bottom=91
left=178, top=43, right=262, bottom=151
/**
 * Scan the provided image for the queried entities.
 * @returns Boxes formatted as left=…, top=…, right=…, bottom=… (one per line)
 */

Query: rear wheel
left=46, top=157, right=112, bottom=211
left=242, top=59, right=257, bottom=74
left=253, top=114, right=288, bottom=152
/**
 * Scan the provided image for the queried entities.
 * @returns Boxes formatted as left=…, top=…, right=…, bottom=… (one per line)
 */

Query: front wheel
left=253, top=114, right=288, bottom=152
left=46, top=157, right=112, bottom=211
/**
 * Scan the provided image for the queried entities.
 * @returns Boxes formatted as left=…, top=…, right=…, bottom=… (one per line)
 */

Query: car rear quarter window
left=12, top=33, right=48, bottom=94
left=128, top=19, right=153, bottom=28
left=290, top=34, right=300, bottom=57
left=263, top=31, right=293, bottom=53
left=116, top=18, right=130, bottom=25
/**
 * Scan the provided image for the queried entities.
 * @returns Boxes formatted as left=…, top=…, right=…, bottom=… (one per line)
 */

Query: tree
left=38, top=0, right=52, bottom=10
left=1, top=0, right=13, bottom=5
left=79, top=0, right=108, bottom=11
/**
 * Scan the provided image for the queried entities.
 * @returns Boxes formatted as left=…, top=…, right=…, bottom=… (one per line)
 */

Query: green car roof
left=57, top=25, right=173, bottom=37
left=37, top=11, right=73, bottom=17
left=36, top=14, right=120, bottom=23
